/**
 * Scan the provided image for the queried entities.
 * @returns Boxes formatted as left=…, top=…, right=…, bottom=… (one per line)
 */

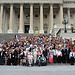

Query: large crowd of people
left=0, top=34, right=75, bottom=66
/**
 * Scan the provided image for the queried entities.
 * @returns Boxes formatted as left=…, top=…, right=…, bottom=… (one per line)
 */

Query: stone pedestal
left=50, top=30, right=52, bottom=34
left=7, top=29, right=13, bottom=33
left=18, top=30, right=24, bottom=33
left=29, top=30, right=34, bottom=34
left=39, top=30, right=44, bottom=34
left=0, top=30, right=2, bottom=33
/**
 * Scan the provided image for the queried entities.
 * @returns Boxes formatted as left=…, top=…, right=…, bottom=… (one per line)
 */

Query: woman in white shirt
left=28, top=53, right=33, bottom=66
left=57, top=49, right=62, bottom=63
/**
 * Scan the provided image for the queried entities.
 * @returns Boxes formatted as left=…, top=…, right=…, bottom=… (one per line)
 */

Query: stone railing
left=56, top=29, right=61, bottom=36
left=52, top=28, right=72, bottom=34
left=63, top=3, right=75, bottom=8
left=0, top=0, right=63, bottom=3
left=64, top=0, right=75, bottom=2
left=71, top=27, right=75, bottom=33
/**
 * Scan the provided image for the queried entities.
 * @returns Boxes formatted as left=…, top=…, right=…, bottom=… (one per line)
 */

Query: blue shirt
left=41, top=57, right=46, bottom=62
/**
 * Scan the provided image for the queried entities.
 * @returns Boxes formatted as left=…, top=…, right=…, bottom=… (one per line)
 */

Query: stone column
left=59, top=4, right=63, bottom=25
left=8, top=4, right=13, bottom=33
left=68, top=8, right=70, bottom=25
left=29, top=3, right=34, bottom=34
left=39, top=3, right=44, bottom=34
left=50, top=4, right=53, bottom=33
left=0, top=4, right=3, bottom=33
left=3, top=9, right=6, bottom=33
left=18, top=4, right=24, bottom=33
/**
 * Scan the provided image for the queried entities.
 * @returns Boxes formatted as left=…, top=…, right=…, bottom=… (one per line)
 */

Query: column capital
left=9, top=3, right=14, bottom=5
left=30, top=3, right=34, bottom=5
left=10, top=3, right=14, bottom=8
left=20, top=3, right=24, bottom=5
left=60, top=3, right=63, bottom=6
left=50, top=3, right=53, bottom=7
left=67, top=7, right=70, bottom=9
left=30, top=3, right=34, bottom=7
left=0, top=3, right=4, bottom=6
left=40, top=3, right=43, bottom=6
left=0, top=3, right=3, bottom=9
left=0, top=3, right=4, bottom=7
left=20, top=3, right=24, bottom=8
left=49, top=3, right=54, bottom=6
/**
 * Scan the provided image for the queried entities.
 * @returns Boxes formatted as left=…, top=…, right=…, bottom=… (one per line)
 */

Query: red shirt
left=73, top=49, right=75, bottom=52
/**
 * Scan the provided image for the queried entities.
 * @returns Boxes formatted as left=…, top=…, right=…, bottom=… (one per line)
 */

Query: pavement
left=0, top=64, right=75, bottom=75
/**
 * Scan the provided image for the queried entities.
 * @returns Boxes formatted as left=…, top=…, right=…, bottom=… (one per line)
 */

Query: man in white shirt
left=69, top=51, right=74, bottom=65
left=53, top=49, right=58, bottom=63
left=57, top=49, right=62, bottom=63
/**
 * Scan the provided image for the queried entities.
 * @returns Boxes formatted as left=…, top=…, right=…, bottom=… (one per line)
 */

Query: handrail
left=56, top=29, right=61, bottom=36
left=71, top=27, right=75, bottom=33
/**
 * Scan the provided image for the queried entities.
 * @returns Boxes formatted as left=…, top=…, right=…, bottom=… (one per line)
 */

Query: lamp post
left=62, top=17, right=68, bottom=33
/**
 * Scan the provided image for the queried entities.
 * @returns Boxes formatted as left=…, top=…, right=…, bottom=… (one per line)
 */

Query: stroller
left=37, top=55, right=41, bottom=66
left=26, top=59, right=34, bottom=66
left=23, top=57, right=27, bottom=66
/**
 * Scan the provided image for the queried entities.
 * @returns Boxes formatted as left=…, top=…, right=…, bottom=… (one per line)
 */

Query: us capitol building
left=0, top=0, right=75, bottom=34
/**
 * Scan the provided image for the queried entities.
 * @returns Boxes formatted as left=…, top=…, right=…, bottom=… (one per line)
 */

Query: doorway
left=24, top=25, right=30, bottom=33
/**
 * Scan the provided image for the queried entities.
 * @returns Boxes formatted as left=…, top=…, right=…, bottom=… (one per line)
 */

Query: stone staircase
left=0, top=34, right=15, bottom=42
left=0, top=33, right=75, bottom=42
left=0, top=33, right=49, bottom=42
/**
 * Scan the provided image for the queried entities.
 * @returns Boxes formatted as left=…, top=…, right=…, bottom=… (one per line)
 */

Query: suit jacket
left=0, top=51, right=5, bottom=58
left=14, top=50, right=18, bottom=58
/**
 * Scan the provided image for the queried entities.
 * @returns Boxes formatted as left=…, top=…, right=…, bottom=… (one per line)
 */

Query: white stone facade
left=0, top=0, right=75, bottom=34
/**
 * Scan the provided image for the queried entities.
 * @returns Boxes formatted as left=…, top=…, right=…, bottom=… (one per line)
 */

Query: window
left=70, top=14, right=72, bottom=18
left=35, top=26, right=38, bottom=31
left=53, top=15, right=56, bottom=18
left=35, top=15, right=38, bottom=18
left=44, top=24, right=48, bottom=33
left=26, top=14, right=30, bottom=18
left=44, top=15, right=47, bottom=18
left=18, top=14, right=20, bottom=18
